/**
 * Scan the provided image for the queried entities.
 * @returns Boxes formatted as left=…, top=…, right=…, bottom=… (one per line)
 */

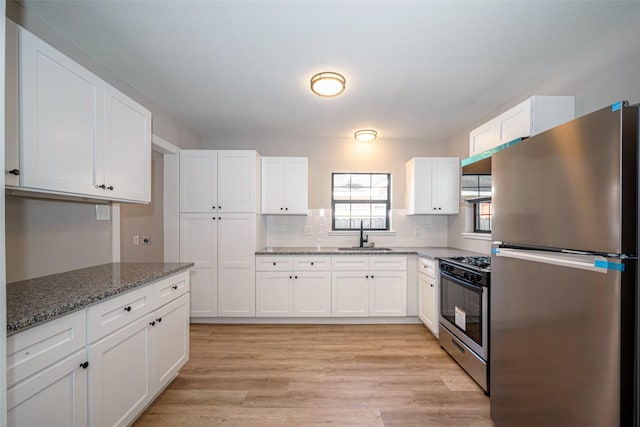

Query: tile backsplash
left=265, top=209, right=448, bottom=248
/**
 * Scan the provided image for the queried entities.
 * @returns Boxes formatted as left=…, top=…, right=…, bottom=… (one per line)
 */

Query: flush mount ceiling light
left=310, top=72, right=346, bottom=97
left=354, top=129, right=378, bottom=141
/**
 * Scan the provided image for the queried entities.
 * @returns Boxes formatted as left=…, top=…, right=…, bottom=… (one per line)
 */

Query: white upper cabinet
left=18, top=21, right=105, bottom=198
left=406, top=157, right=460, bottom=215
left=180, top=150, right=257, bottom=213
left=8, top=20, right=152, bottom=203
left=180, top=150, right=218, bottom=212
left=103, top=86, right=151, bottom=202
left=261, top=157, right=308, bottom=214
left=218, top=151, right=257, bottom=213
left=469, top=95, right=574, bottom=157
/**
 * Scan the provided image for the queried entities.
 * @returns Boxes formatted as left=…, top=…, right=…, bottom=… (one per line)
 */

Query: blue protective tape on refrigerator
left=611, top=101, right=622, bottom=112
left=491, top=248, right=500, bottom=254
left=594, top=259, right=625, bottom=271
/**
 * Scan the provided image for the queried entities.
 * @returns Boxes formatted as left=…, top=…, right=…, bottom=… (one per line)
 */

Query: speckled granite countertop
left=7, top=262, right=194, bottom=336
left=256, top=247, right=487, bottom=259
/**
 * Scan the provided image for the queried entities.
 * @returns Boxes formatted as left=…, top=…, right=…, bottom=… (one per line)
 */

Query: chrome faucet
left=359, top=220, right=369, bottom=248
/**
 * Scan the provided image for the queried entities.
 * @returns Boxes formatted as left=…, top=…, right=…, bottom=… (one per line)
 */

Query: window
left=332, top=173, right=390, bottom=231
left=462, top=174, right=492, bottom=234
left=474, top=201, right=492, bottom=233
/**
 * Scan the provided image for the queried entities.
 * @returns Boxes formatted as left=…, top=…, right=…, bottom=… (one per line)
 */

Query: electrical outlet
left=133, top=235, right=140, bottom=245
left=142, top=236, right=150, bottom=245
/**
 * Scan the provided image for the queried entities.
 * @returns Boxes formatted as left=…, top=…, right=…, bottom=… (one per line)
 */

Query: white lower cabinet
left=89, top=313, right=154, bottom=427
left=370, top=271, right=407, bottom=316
left=256, top=272, right=293, bottom=316
left=6, top=271, right=191, bottom=427
left=7, top=349, right=88, bottom=427
left=418, top=257, right=439, bottom=336
left=256, top=256, right=331, bottom=317
left=151, top=293, right=190, bottom=391
left=293, top=272, right=331, bottom=317
left=331, top=271, right=370, bottom=317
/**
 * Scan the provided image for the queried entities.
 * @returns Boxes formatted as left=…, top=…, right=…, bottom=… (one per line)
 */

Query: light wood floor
left=133, top=324, right=493, bottom=427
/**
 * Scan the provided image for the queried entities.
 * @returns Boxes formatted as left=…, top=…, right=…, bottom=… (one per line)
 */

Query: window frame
left=331, top=172, right=391, bottom=231
left=473, top=200, right=492, bottom=234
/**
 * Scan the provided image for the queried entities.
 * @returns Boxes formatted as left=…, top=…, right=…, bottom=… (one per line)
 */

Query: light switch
left=95, top=205, right=110, bottom=221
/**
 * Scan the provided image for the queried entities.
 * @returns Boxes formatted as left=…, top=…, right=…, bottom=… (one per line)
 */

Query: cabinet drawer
left=87, top=285, right=153, bottom=343
left=293, top=256, right=331, bottom=271
left=331, top=256, right=370, bottom=271
left=370, top=256, right=407, bottom=271
left=7, top=310, right=86, bottom=388
left=256, top=256, right=294, bottom=271
left=153, top=271, right=190, bottom=309
left=419, top=257, right=437, bottom=279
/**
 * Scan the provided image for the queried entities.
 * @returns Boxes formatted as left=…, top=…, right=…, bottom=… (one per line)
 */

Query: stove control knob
left=473, top=274, right=482, bottom=282
left=463, top=272, right=469, bottom=280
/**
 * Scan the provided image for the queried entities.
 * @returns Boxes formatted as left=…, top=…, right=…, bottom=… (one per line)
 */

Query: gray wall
left=6, top=196, right=112, bottom=282
left=203, top=137, right=449, bottom=209
left=5, top=2, right=202, bottom=281
left=120, top=153, right=164, bottom=263
left=447, top=16, right=640, bottom=254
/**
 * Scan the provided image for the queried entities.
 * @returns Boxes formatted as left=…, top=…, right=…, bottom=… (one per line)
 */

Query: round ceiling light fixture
left=354, top=129, right=378, bottom=141
left=310, top=72, right=346, bottom=97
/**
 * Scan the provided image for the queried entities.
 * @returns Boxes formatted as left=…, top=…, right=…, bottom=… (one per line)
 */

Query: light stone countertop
left=7, top=262, right=194, bottom=336
left=256, top=246, right=487, bottom=259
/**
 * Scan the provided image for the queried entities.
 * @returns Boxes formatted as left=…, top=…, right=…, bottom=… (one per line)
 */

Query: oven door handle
left=439, top=270, right=484, bottom=292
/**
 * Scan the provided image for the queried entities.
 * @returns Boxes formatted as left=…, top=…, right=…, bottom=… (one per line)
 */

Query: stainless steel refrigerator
left=490, top=102, right=638, bottom=426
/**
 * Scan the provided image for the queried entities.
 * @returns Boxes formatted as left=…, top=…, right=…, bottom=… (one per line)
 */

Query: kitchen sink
left=338, top=247, right=393, bottom=251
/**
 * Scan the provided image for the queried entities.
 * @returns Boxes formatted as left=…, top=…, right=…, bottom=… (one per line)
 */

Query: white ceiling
left=19, top=1, right=640, bottom=144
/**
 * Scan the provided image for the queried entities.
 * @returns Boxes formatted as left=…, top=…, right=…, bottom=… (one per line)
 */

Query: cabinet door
left=218, top=214, right=256, bottom=316
left=180, top=213, right=218, bottom=317
left=89, top=314, right=153, bottom=427
left=217, top=151, right=256, bottom=213
left=6, top=20, right=19, bottom=187
left=294, top=272, right=331, bottom=317
left=469, top=119, right=497, bottom=156
left=433, top=158, right=460, bottom=214
left=7, top=350, right=88, bottom=427
left=418, top=273, right=438, bottom=335
left=261, top=157, right=285, bottom=214
left=369, top=271, right=407, bottom=316
left=413, top=158, right=435, bottom=213
left=496, top=97, right=531, bottom=144
left=179, top=150, right=217, bottom=212
left=104, top=85, right=151, bottom=202
left=256, top=272, right=293, bottom=316
left=19, top=25, right=104, bottom=197
left=283, top=157, right=308, bottom=214
left=152, top=294, right=190, bottom=390
left=331, top=271, right=369, bottom=317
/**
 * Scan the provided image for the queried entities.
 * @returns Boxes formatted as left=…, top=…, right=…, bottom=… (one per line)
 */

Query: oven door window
left=440, top=273, right=483, bottom=346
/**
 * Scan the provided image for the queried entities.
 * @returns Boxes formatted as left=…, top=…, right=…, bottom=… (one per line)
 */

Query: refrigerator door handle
left=494, top=248, right=624, bottom=273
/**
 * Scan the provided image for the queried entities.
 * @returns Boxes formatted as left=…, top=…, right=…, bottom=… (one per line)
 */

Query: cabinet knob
left=218, top=206, right=222, bottom=209
left=79, top=361, right=89, bottom=369
left=157, top=317, right=162, bottom=323
left=433, top=207, right=436, bottom=210
left=290, top=276, right=293, bottom=279
left=149, top=321, right=156, bottom=326
left=371, top=275, right=374, bottom=279
left=172, top=285, right=178, bottom=290
left=310, top=262, right=314, bottom=266
left=273, top=262, right=276, bottom=266
left=294, top=276, right=298, bottom=279
left=280, top=207, right=283, bottom=210
left=124, top=306, right=132, bottom=312
left=438, top=207, right=442, bottom=210
left=108, top=186, right=114, bottom=191
left=213, top=217, right=216, bottom=220
left=218, top=217, right=221, bottom=220
left=8, top=169, right=20, bottom=176
left=285, top=207, right=288, bottom=211
left=430, top=284, right=434, bottom=287
left=366, top=275, right=369, bottom=278
left=212, top=206, right=216, bottom=210
left=98, top=184, right=106, bottom=189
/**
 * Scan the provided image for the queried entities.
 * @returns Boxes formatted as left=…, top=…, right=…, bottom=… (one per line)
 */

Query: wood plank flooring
left=133, top=324, right=493, bottom=427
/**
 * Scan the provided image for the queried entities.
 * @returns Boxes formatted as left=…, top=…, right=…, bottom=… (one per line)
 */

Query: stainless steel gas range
left=438, top=256, right=491, bottom=394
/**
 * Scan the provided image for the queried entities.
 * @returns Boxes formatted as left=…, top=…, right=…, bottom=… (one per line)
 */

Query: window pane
left=331, top=173, right=391, bottom=231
